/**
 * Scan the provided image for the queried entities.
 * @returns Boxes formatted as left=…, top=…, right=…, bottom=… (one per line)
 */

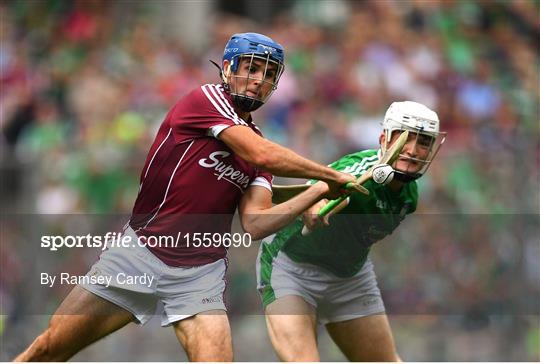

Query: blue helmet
left=220, top=33, right=285, bottom=112
left=223, top=32, right=285, bottom=72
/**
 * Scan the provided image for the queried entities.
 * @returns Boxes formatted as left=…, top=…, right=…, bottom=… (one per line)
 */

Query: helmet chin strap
left=210, top=60, right=227, bottom=86
left=392, top=170, right=421, bottom=183
left=231, top=94, right=264, bottom=112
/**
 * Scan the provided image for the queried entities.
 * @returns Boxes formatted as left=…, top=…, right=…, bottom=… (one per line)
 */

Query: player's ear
left=222, top=60, right=232, bottom=80
left=379, top=133, right=386, bottom=149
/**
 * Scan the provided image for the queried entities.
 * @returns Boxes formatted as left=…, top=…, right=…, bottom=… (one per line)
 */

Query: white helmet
left=382, top=101, right=446, bottom=181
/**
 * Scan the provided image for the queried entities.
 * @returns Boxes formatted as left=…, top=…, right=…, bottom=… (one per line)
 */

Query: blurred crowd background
left=1, top=0, right=539, bottom=361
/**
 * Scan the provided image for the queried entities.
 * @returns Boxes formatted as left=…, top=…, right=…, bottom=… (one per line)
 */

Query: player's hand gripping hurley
left=301, top=130, right=409, bottom=235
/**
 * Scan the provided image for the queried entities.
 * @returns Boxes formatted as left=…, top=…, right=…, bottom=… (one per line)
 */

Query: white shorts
left=257, top=249, right=385, bottom=324
left=81, top=228, right=228, bottom=326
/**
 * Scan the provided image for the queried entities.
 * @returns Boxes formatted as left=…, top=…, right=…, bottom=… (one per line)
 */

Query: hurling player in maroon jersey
left=16, top=33, right=360, bottom=361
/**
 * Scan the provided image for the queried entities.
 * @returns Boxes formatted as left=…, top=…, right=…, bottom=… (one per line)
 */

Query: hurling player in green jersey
left=257, top=101, right=446, bottom=361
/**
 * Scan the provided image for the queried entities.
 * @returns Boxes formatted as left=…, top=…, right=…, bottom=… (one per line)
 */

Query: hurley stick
left=301, top=130, right=409, bottom=236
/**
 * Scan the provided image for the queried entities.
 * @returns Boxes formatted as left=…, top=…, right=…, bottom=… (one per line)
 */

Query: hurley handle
left=302, top=130, right=410, bottom=234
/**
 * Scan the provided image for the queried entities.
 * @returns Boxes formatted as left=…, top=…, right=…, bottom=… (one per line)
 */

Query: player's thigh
left=172, top=310, right=232, bottom=362
left=16, top=285, right=134, bottom=361
left=265, top=295, right=319, bottom=362
left=326, top=313, right=399, bottom=362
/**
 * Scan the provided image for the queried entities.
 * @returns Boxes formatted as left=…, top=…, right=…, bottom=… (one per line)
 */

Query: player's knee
left=208, top=329, right=233, bottom=361
left=279, top=348, right=320, bottom=362
left=217, top=343, right=233, bottom=362
left=273, top=340, right=319, bottom=362
left=357, top=348, right=399, bottom=362
left=184, top=321, right=232, bottom=361
left=191, top=336, right=233, bottom=361
left=268, top=328, right=319, bottom=360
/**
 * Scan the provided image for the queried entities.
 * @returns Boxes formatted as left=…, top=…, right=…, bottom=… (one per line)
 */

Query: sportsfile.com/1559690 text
left=40, top=232, right=252, bottom=251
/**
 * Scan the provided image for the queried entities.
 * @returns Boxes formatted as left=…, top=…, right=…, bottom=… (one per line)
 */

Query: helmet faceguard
left=220, top=33, right=285, bottom=112
left=381, top=101, right=446, bottom=182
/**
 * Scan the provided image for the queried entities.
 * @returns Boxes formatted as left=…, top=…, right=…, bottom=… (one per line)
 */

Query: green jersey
left=263, top=149, right=418, bottom=278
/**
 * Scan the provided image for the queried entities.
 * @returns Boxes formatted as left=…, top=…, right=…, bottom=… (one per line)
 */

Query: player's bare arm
left=238, top=182, right=334, bottom=240
left=219, top=125, right=355, bottom=198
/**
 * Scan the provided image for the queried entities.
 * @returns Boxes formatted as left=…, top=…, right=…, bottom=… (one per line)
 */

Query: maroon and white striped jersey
left=129, top=84, right=272, bottom=267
